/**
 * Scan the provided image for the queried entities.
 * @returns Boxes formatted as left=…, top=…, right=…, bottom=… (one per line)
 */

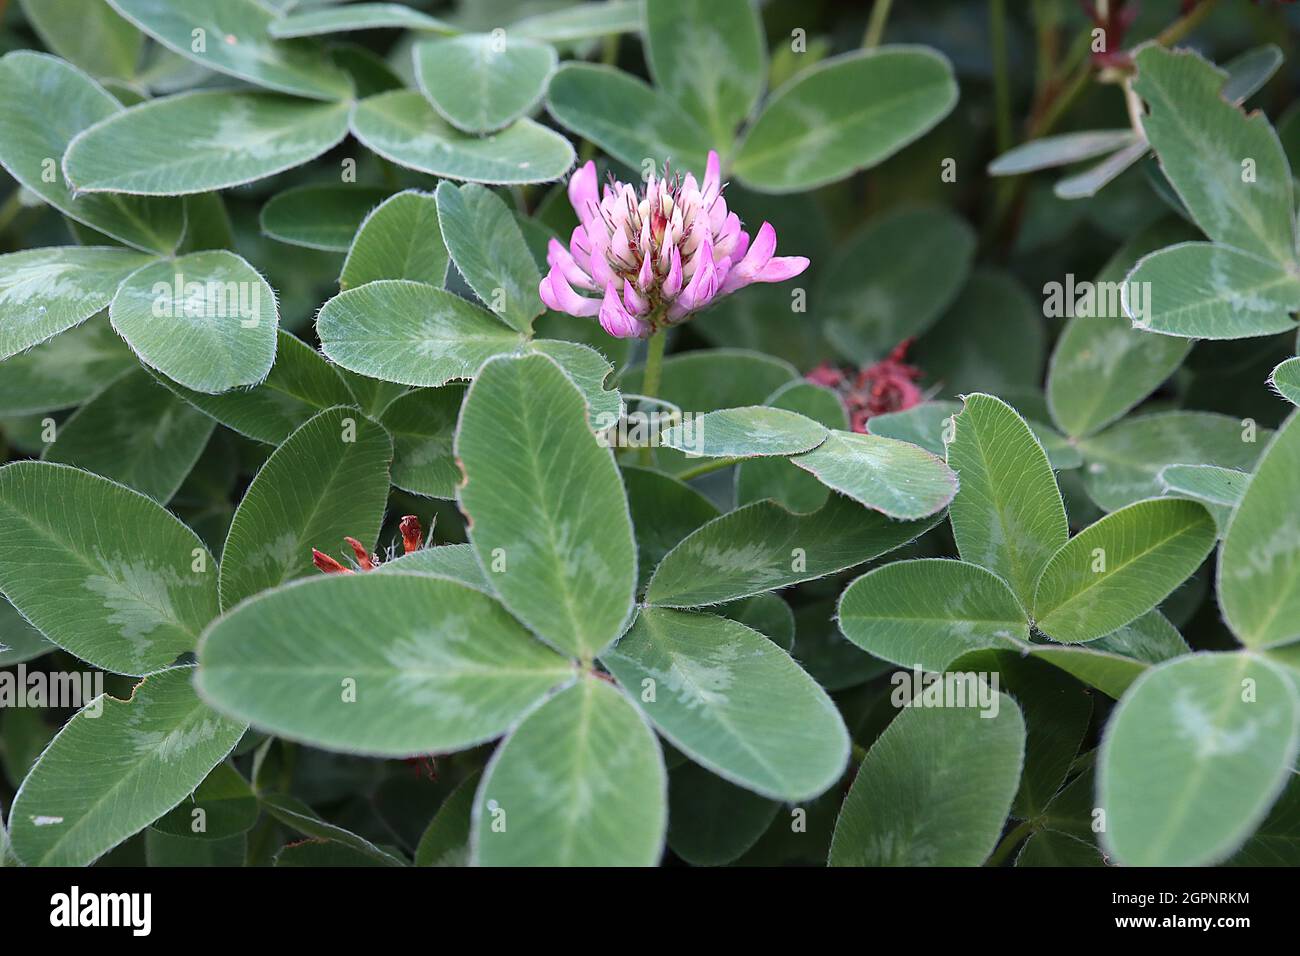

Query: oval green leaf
left=660, top=406, right=828, bottom=459
left=435, top=181, right=542, bottom=333
left=351, top=90, right=575, bottom=185
left=829, top=689, right=1026, bottom=866
left=838, top=559, right=1029, bottom=671
left=218, top=407, right=392, bottom=609
left=946, top=393, right=1068, bottom=608
left=65, top=91, right=351, bottom=196
left=199, top=573, right=572, bottom=757
left=734, top=47, right=958, bottom=193
left=414, top=34, right=556, bottom=134
left=602, top=608, right=849, bottom=801
left=106, top=0, right=352, bottom=100
left=110, top=250, right=278, bottom=394
left=1219, top=411, right=1300, bottom=648
left=472, top=674, right=666, bottom=866
left=260, top=185, right=390, bottom=252
left=0, top=51, right=184, bottom=252
left=317, top=280, right=523, bottom=387
left=791, top=430, right=957, bottom=520
left=1125, top=242, right=1300, bottom=339
left=339, top=190, right=449, bottom=291
left=9, top=667, right=245, bottom=866
left=0, top=246, right=155, bottom=360
left=1100, top=652, right=1300, bottom=866
left=646, top=495, right=938, bottom=608
left=545, top=62, right=711, bottom=177
left=456, top=353, right=636, bottom=659
left=0, top=461, right=217, bottom=675
left=1032, top=498, right=1217, bottom=644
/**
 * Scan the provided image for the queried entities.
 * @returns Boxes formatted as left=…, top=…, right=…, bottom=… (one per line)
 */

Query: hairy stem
left=990, top=0, right=1012, bottom=154
left=638, top=331, right=667, bottom=466
left=675, top=456, right=744, bottom=481
left=985, top=818, right=1036, bottom=867
left=863, top=0, right=894, bottom=49
left=1157, top=0, right=1220, bottom=47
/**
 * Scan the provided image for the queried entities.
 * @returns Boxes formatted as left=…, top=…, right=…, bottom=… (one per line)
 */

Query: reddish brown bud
left=399, top=515, right=423, bottom=555
left=312, top=549, right=352, bottom=574
left=344, top=537, right=375, bottom=570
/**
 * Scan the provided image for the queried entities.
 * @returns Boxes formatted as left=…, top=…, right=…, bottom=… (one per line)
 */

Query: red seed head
left=399, top=515, right=423, bottom=555
left=312, top=549, right=352, bottom=574
left=344, top=537, right=375, bottom=570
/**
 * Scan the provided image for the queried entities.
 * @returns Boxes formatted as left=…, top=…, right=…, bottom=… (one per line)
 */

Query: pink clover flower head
left=538, top=150, right=810, bottom=339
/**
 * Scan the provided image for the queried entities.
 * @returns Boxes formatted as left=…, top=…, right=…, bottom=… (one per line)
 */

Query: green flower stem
left=863, top=0, right=893, bottom=49
left=637, top=331, right=668, bottom=466
left=675, top=456, right=744, bottom=481
left=985, top=818, right=1036, bottom=867
left=0, top=188, right=22, bottom=235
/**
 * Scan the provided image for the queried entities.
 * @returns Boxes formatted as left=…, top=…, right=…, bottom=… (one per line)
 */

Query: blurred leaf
left=645, top=0, right=765, bottom=147
left=734, top=48, right=957, bottom=193
left=9, top=668, right=244, bottom=866
left=43, top=368, right=214, bottom=502
left=1100, top=652, right=1299, bottom=866
left=546, top=63, right=712, bottom=177
left=1219, top=411, right=1300, bottom=648
left=260, top=185, right=389, bottom=252
left=0, top=52, right=184, bottom=252
left=269, top=3, right=454, bottom=38
left=105, top=0, right=352, bottom=100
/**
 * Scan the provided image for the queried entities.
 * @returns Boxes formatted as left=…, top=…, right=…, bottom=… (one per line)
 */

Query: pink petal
left=680, top=237, right=717, bottom=312
left=701, top=150, right=722, bottom=205
left=568, top=160, right=599, bottom=225
left=637, top=252, right=654, bottom=291
left=541, top=270, right=600, bottom=317
left=599, top=281, right=643, bottom=338
left=754, top=255, right=810, bottom=283
left=547, top=238, right=597, bottom=291
left=738, top=221, right=777, bottom=274
left=663, top=246, right=683, bottom=296
left=720, top=222, right=779, bottom=294
left=623, top=278, right=650, bottom=315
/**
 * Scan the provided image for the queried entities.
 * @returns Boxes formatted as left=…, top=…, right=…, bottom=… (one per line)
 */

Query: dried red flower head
left=404, top=755, right=439, bottom=781
left=311, top=549, right=351, bottom=575
left=806, top=339, right=925, bottom=434
left=399, top=515, right=423, bottom=556
left=1080, top=0, right=1139, bottom=69
left=311, top=515, right=426, bottom=574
